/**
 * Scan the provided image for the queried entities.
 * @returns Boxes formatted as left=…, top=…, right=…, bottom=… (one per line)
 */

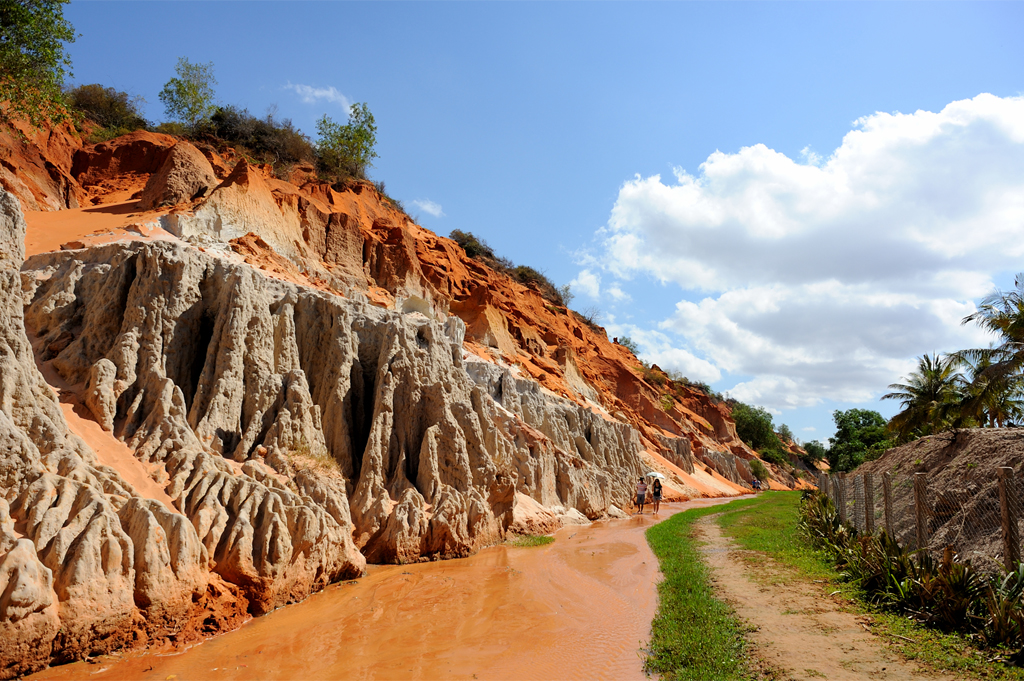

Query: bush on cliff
left=209, top=105, right=314, bottom=169
left=730, top=400, right=790, bottom=464
left=315, top=103, right=377, bottom=181
left=66, top=83, right=147, bottom=139
left=448, top=229, right=571, bottom=307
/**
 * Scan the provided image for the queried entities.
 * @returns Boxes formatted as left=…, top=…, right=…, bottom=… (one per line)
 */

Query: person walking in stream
left=636, top=477, right=648, bottom=514
left=652, top=479, right=663, bottom=514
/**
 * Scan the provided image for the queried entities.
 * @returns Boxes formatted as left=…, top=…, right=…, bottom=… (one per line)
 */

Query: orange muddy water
left=29, top=497, right=743, bottom=681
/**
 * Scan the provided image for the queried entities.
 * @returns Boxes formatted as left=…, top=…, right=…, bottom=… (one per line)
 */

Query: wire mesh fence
left=821, top=467, right=1024, bottom=574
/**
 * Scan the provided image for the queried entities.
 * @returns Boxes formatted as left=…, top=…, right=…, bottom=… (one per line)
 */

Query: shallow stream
left=29, top=497, right=738, bottom=681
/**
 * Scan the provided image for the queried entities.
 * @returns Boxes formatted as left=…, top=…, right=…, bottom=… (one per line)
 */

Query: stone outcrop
left=139, top=142, right=218, bottom=210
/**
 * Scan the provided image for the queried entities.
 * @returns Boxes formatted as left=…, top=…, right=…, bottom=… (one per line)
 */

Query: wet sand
left=29, top=497, right=742, bottom=681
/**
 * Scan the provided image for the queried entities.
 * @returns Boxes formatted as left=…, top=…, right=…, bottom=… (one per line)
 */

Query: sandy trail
left=698, top=519, right=957, bottom=681
left=28, top=498, right=740, bottom=681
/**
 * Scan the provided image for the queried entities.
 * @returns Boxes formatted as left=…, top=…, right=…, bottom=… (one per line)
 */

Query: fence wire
left=823, top=469, right=1019, bottom=574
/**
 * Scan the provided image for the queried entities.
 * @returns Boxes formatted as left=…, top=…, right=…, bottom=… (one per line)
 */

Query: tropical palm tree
left=956, top=274, right=1024, bottom=425
left=882, top=353, right=964, bottom=440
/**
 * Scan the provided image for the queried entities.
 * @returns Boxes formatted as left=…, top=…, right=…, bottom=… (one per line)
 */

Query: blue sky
left=65, top=2, right=1024, bottom=443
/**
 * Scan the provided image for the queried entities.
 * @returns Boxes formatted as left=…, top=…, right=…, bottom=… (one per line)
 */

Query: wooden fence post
left=838, top=472, right=848, bottom=525
left=864, top=472, right=875, bottom=534
left=882, top=472, right=893, bottom=537
left=914, top=472, right=929, bottom=550
left=999, top=467, right=1020, bottom=571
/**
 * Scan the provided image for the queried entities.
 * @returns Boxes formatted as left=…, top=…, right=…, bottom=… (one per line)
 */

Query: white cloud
left=285, top=82, right=351, bottom=110
left=411, top=199, right=445, bottom=218
left=571, top=269, right=601, bottom=299
left=594, top=94, right=1024, bottom=411
left=606, top=285, right=631, bottom=302
left=602, top=323, right=722, bottom=384
left=802, top=426, right=816, bottom=432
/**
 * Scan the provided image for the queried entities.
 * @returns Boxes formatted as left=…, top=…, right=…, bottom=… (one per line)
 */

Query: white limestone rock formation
left=1, top=191, right=239, bottom=674
left=24, top=237, right=643, bottom=570
left=0, top=500, right=59, bottom=680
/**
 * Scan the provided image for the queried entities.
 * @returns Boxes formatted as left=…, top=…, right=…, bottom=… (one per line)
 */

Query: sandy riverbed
left=28, top=497, right=742, bottom=681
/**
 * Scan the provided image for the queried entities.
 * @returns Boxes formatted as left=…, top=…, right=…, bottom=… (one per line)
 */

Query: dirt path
left=698, top=519, right=960, bottom=681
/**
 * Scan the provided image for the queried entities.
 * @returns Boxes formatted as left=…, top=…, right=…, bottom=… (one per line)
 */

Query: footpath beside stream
left=28, top=497, right=740, bottom=681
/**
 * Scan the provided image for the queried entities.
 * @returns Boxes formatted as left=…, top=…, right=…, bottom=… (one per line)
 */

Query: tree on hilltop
left=882, top=352, right=963, bottom=440
left=159, top=57, right=217, bottom=132
left=828, top=408, right=889, bottom=472
left=315, top=102, right=377, bottom=181
left=0, top=0, right=76, bottom=127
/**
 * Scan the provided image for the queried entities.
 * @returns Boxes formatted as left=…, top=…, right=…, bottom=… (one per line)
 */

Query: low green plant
left=726, top=492, right=1024, bottom=679
left=207, top=105, right=314, bottom=170
left=617, top=336, right=639, bottom=355
left=749, top=458, right=770, bottom=481
left=506, top=534, right=554, bottom=548
left=660, top=394, right=674, bottom=412
left=66, top=83, right=147, bottom=138
left=800, top=490, right=1024, bottom=649
left=448, top=229, right=570, bottom=307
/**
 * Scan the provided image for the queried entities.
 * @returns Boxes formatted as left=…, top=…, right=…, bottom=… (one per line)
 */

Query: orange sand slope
left=23, top=200, right=175, bottom=257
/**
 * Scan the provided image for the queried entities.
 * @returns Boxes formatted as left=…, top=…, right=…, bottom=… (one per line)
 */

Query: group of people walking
left=635, top=476, right=663, bottom=514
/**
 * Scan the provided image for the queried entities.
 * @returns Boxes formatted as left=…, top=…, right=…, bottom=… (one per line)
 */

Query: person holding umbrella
left=645, top=471, right=665, bottom=514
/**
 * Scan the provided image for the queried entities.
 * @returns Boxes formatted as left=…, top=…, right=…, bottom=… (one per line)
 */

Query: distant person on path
left=636, top=478, right=648, bottom=514
left=652, top=479, right=663, bottom=514
left=752, top=478, right=761, bottom=492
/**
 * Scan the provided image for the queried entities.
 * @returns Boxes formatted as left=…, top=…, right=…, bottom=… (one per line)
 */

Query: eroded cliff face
left=0, top=121, right=812, bottom=674
left=1, top=187, right=646, bottom=675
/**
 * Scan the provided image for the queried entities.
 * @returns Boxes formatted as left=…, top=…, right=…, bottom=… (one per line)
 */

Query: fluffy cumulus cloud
left=411, top=199, right=445, bottom=218
left=603, top=320, right=722, bottom=384
left=285, top=82, right=351, bottom=110
left=595, top=94, right=1024, bottom=411
left=571, top=269, right=601, bottom=299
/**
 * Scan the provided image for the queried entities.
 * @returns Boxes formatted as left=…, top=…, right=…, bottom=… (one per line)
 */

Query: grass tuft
left=506, top=534, right=554, bottom=548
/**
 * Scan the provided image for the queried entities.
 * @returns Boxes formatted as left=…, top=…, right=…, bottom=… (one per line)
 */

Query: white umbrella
left=645, top=471, right=666, bottom=479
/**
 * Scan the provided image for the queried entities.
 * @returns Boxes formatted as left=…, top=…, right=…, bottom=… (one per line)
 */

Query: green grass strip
left=644, top=498, right=763, bottom=681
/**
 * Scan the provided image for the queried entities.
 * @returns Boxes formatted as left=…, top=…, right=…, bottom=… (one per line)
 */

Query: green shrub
left=448, top=230, right=569, bottom=307
left=749, top=459, right=769, bottom=481
left=152, top=121, right=188, bottom=137
left=642, top=364, right=667, bottom=387
left=800, top=490, right=1024, bottom=648
left=618, top=336, right=640, bottom=355
left=731, top=401, right=787, bottom=455
left=315, top=103, right=377, bottom=181
left=66, top=83, right=147, bottom=135
left=760, top=448, right=789, bottom=467
left=208, top=105, right=314, bottom=169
